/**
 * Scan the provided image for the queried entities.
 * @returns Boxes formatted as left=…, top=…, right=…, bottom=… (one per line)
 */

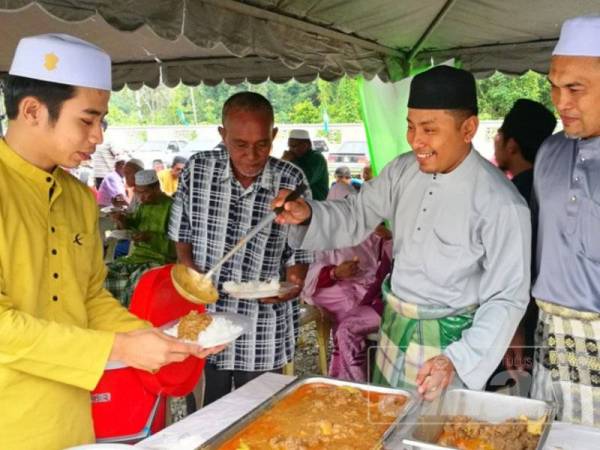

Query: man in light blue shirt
left=274, top=66, right=531, bottom=399
left=531, top=15, right=600, bottom=426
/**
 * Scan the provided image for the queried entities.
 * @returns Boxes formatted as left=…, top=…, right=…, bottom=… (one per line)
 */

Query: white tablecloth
left=136, top=373, right=600, bottom=450
left=135, top=373, right=295, bottom=450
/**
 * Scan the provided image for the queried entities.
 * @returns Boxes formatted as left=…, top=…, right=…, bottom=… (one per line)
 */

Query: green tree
left=477, top=71, right=554, bottom=119
left=320, top=77, right=361, bottom=123
left=290, top=100, right=320, bottom=123
left=108, top=72, right=556, bottom=126
left=109, top=77, right=363, bottom=125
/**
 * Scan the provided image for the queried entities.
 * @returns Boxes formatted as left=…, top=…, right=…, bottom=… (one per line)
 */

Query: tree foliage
left=290, top=100, right=321, bottom=123
left=477, top=71, right=554, bottom=119
left=106, top=71, right=553, bottom=126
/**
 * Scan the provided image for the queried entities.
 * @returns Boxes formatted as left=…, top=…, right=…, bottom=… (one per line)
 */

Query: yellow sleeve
left=0, top=286, right=116, bottom=391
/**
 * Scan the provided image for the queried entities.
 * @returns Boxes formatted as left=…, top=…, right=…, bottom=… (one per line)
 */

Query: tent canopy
left=1, top=1, right=598, bottom=89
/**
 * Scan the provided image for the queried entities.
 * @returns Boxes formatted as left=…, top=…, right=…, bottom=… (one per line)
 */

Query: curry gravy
left=219, top=383, right=408, bottom=450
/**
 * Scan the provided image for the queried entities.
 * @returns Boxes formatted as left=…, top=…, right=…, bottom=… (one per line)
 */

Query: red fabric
left=129, top=264, right=206, bottom=397
left=92, top=264, right=206, bottom=440
left=316, top=265, right=336, bottom=289
left=92, top=367, right=166, bottom=439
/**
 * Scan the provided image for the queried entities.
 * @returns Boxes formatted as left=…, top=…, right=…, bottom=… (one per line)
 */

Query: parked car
left=327, top=140, right=370, bottom=175
left=179, top=137, right=222, bottom=159
left=129, top=139, right=188, bottom=170
left=311, top=138, right=330, bottom=153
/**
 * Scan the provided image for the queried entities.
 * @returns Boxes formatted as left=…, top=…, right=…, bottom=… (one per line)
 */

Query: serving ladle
left=173, top=184, right=307, bottom=303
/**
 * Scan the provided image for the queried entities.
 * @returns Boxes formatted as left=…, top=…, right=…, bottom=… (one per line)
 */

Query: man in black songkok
left=408, top=65, right=478, bottom=113
left=274, top=64, right=531, bottom=402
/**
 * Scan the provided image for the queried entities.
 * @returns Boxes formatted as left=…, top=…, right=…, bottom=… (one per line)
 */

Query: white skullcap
left=127, top=158, right=144, bottom=169
left=553, top=15, right=600, bottom=57
left=9, top=33, right=112, bottom=90
left=289, top=129, right=311, bottom=140
left=135, top=169, right=159, bottom=186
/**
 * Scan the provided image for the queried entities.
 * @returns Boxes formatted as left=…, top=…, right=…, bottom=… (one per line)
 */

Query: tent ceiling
left=0, top=0, right=598, bottom=89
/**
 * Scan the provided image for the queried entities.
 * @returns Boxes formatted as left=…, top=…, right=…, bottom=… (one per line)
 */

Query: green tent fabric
left=358, top=75, right=413, bottom=176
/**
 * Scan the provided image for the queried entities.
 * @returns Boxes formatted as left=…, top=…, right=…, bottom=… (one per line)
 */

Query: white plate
left=107, top=229, right=132, bottom=240
left=223, top=281, right=298, bottom=299
left=99, top=205, right=126, bottom=216
left=163, top=312, right=252, bottom=347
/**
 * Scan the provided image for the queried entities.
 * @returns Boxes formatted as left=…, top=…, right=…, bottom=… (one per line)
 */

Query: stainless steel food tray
left=198, top=375, right=418, bottom=449
left=401, top=389, right=555, bottom=450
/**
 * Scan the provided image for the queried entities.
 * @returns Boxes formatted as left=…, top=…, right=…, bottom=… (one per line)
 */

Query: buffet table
left=136, top=373, right=600, bottom=450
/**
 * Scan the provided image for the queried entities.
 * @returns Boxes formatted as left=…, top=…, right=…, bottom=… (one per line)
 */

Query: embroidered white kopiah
left=553, top=15, right=600, bottom=57
left=9, top=33, right=112, bottom=90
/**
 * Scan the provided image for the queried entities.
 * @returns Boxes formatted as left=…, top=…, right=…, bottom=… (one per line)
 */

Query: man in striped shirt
left=169, top=92, right=312, bottom=407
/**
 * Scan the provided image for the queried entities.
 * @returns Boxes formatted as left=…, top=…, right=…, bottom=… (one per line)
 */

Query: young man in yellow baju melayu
left=0, top=34, right=222, bottom=450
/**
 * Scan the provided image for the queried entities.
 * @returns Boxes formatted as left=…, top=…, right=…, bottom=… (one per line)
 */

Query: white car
left=179, top=137, right=222, bottom=160
left=327, top=141, right=370, bottom=175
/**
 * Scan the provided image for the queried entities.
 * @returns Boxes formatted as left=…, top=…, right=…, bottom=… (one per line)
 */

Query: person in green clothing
left=105, top=169, right=176, bottom=306
left=282, top=129, right=329, bottom=200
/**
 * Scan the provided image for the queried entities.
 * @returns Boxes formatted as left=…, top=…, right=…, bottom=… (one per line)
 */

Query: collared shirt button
left=51, top=249, right=57, bottom=255
left=570, top=195, right=577, bottom=203
left=429, top=191, right=433, bottom=195
left=580, top=156, right=586, bottom=162
left=423, top=208, right=427, bottom=212
left=574, top=177, right=580, bottom=182
left=52, top=295, right=58, bottom=301
left=53, top=273, right=59, bottom=279
left=50, top=226, right=56, bottom=233
left=46, top=177, right=52, bottom=183
left=417, top=227, right=421, bottom=231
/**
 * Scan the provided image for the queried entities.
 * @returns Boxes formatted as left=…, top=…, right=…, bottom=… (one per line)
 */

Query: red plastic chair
left=92, top=264, right=206, bottom=443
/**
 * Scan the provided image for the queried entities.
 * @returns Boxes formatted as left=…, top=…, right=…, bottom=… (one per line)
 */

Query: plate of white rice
left=99, top=205, right=126, bottom=217
left=163, top=312, right=252, bottom=348
left=223, top=279, right=298, bottom=299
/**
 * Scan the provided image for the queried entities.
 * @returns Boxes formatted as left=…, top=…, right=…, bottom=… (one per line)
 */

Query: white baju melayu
left=290, top=148, right=531, bottom=389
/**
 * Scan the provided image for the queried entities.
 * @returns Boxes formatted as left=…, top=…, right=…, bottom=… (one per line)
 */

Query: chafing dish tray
left=199, top=375, right=417, bottom=449
left=402, top=389, right=555, bottom=450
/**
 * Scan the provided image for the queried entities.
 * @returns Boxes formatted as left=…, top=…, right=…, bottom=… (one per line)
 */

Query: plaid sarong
left=105, top=261, right=157, bottom=308
left=372, top=277, right=477, bottom=388
left=532, top=299, right=600, bottom=426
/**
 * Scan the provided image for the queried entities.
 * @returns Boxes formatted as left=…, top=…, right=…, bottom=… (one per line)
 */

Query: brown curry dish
left=177, top=310, right=213, bottom=341
left=219, top=383, right=408, bottom=450
left=436, top=415, right=543, bottom=450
